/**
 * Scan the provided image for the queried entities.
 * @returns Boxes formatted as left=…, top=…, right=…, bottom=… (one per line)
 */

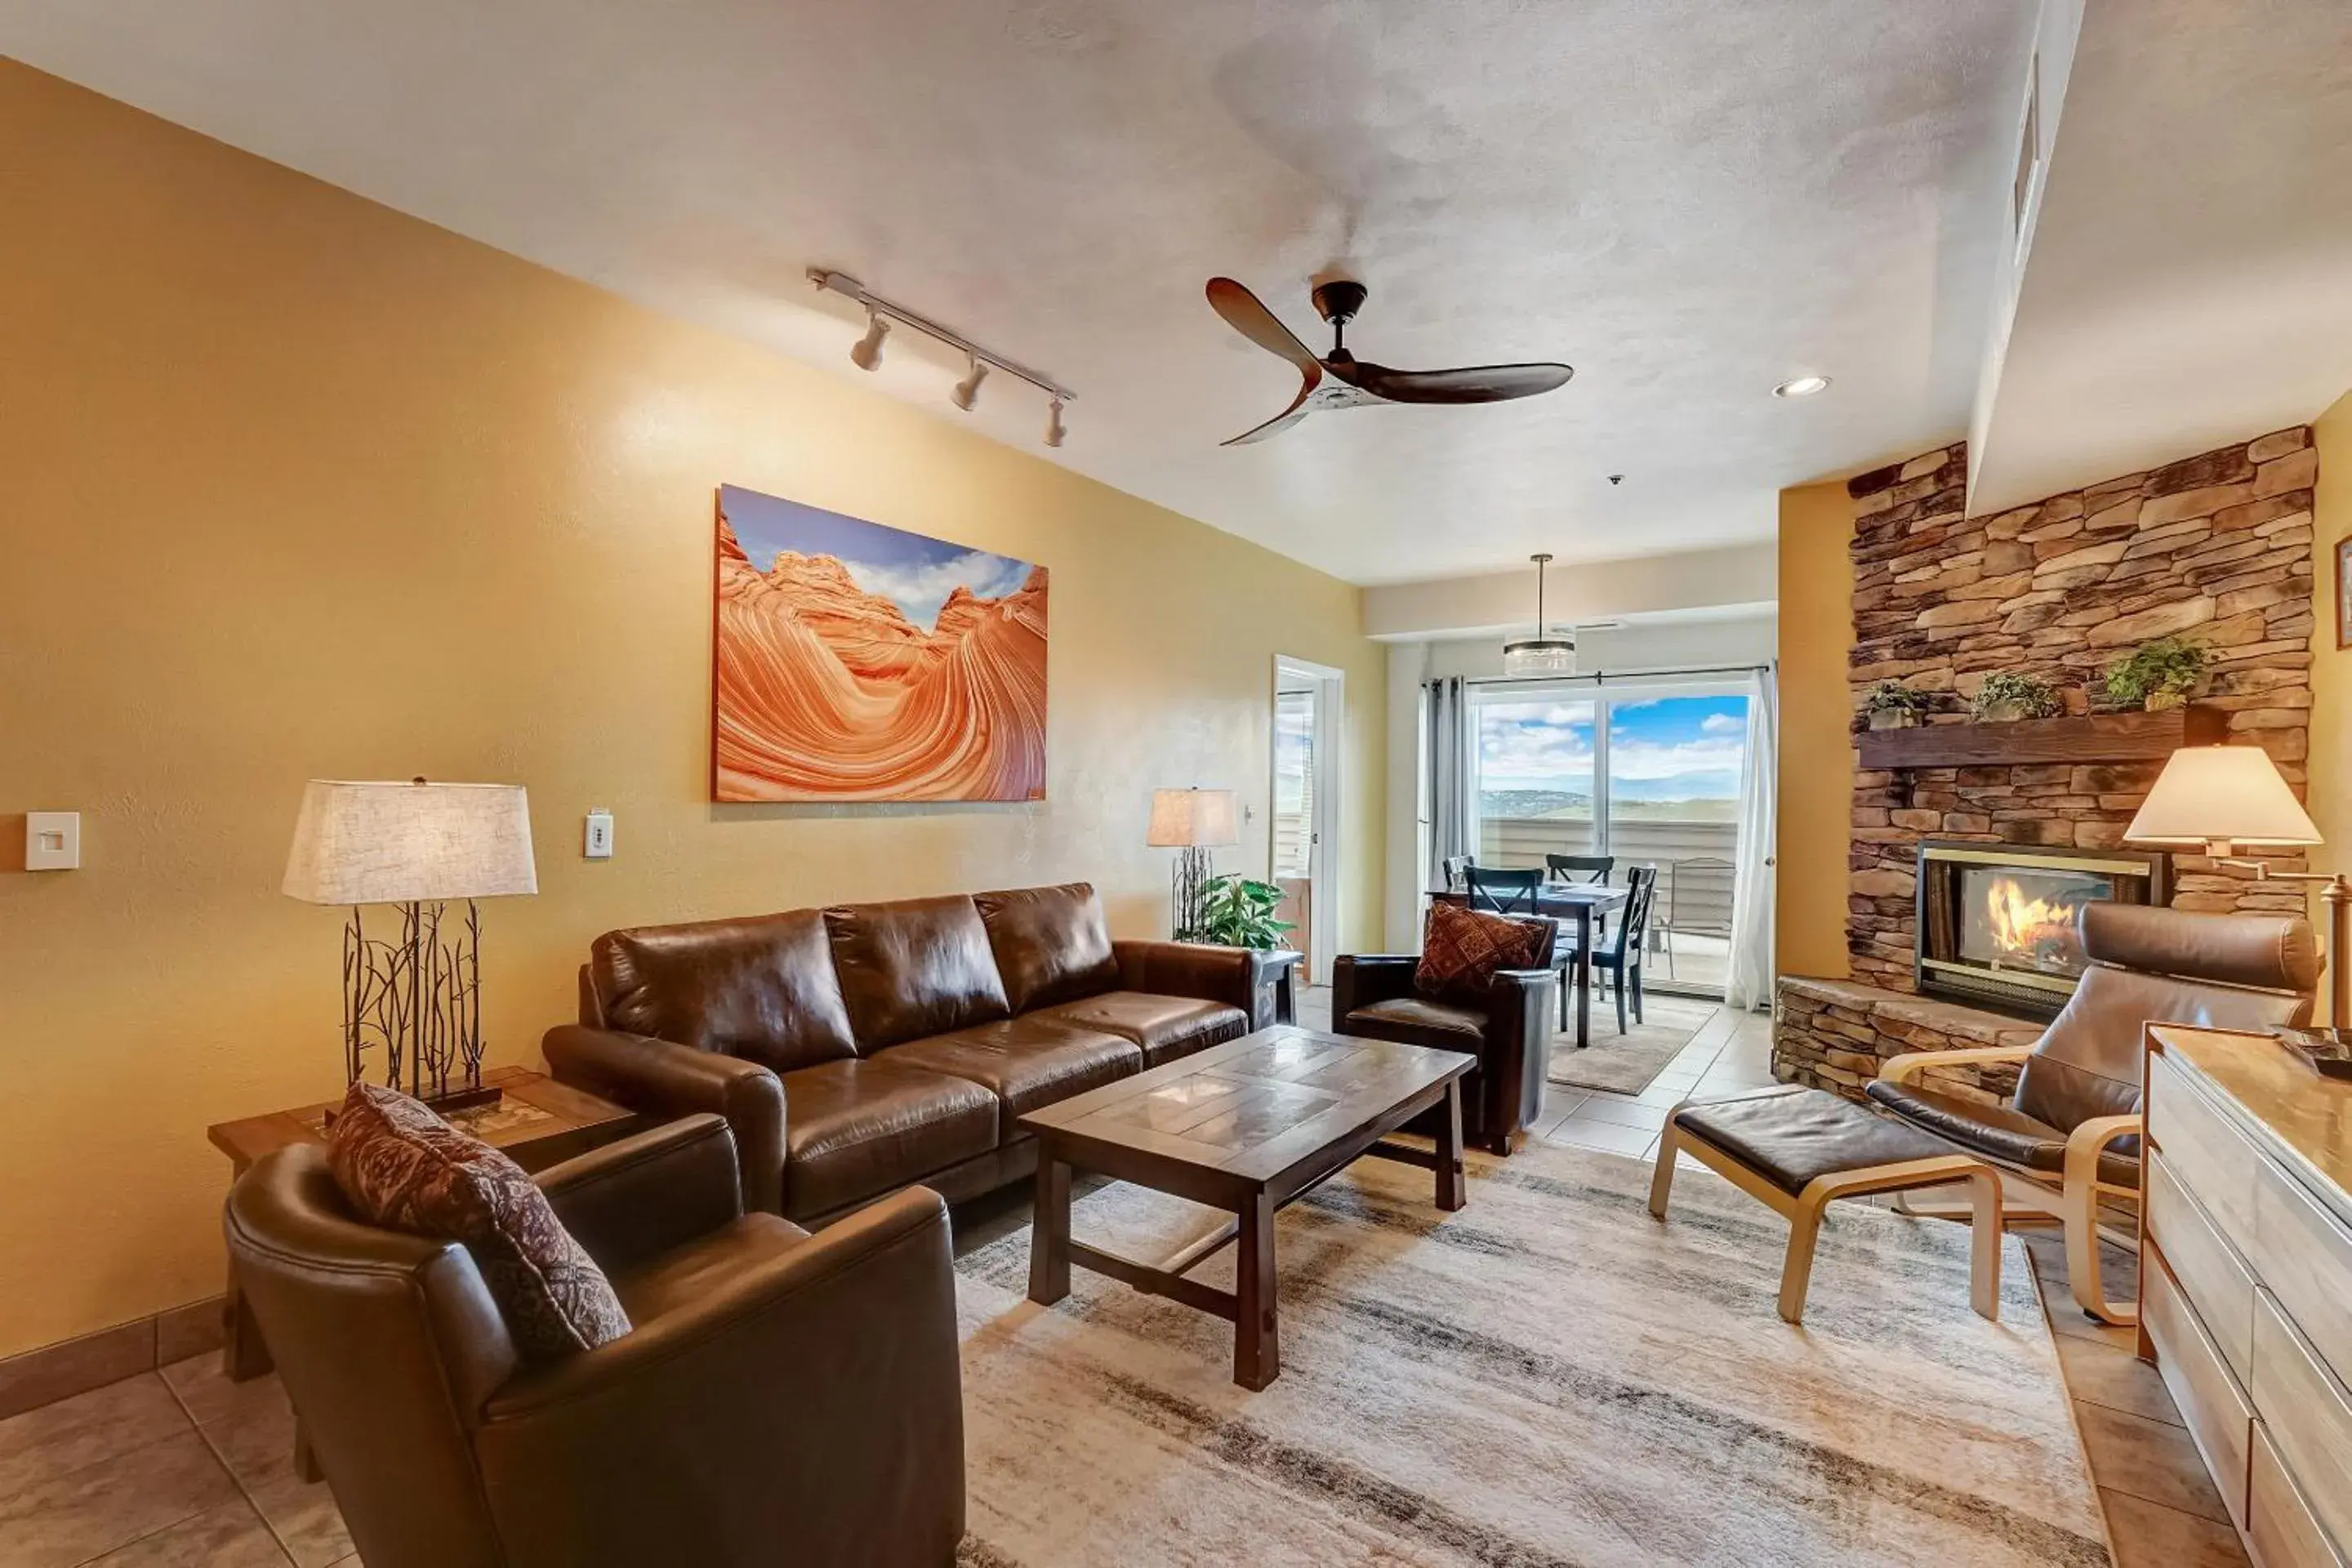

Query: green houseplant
left=1971, top=671, right=2063, bottom=723
left=2104, top=635, right=2209, bottom=711
left=1195, top=875, right=1296, bottom=951
left=1860, top=679, right=1932, bottom=731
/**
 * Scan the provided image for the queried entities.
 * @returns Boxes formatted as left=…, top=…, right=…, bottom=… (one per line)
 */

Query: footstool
left=1648, top=1084, right=2004, bottom=1324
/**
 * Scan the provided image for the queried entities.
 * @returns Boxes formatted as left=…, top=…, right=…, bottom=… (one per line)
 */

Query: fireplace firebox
left=1914, top=840, right=2167, bottom=1020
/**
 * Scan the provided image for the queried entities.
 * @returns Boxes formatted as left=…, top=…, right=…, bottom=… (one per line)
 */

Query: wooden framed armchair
left=1866, top=902, right=2315, bottom=1325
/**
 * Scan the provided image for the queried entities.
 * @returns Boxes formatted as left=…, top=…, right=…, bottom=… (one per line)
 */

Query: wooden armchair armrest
left=1878, top=1045, right=2034, bottom=1086
left=2063, top=1113, right=2144, bottom=1196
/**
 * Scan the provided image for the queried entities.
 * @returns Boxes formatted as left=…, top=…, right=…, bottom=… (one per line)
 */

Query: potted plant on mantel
left=1971, top=671, right=2064, bottom=724
left=1195, top=874, right=1297, bottom=951
left=1860, top=679, right=1933, bottom=731
left=2104, top=635, right=2210, bottom=712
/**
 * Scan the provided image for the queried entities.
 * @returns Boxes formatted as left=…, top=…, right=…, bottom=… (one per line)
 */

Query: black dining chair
left=1544, top=853, right=1616, bottom=953
left=1440, top=854, right=1475, bottom=893
left=1463, top=866, right=1543, bottom=915
left=1588, top=865, right=1659, bottom=1034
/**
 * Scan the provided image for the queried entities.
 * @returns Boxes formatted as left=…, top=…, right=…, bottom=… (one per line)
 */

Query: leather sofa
left=225, top=1114, right=964, bottom=1568
left=546, top=883, right=1283, bottom=1225
left=1330, top=915, right=1560, bottom=1155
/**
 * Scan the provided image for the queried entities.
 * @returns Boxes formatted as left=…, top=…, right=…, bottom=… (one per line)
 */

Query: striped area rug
left=952, top=1142, right=2106, bottom=1567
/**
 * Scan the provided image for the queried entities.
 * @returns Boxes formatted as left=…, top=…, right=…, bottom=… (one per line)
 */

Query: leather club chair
left=1868, top=902, right=2316, bottom=1325
left=1330, top=915, right=1559, bottom=1155
left=224, top=1114, right=964, bottom=1568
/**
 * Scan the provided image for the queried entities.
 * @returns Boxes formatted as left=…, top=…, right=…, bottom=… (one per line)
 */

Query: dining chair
left=1545, top=853, right=1616, bottom=950
left=1440, top=854, right=1475, bottom=893
left=1463, top=866, right=1543, bottom=915
left=1588, top=865, right=1659, bottom=1033
left=1661, top=854, right=1735, bottom=978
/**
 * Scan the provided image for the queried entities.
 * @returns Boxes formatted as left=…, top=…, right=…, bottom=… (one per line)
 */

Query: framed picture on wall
left=2339, top=536, right=2352, bottom=650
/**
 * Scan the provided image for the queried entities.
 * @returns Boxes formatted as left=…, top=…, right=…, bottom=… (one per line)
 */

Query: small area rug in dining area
left=1546, top=991, right=1722, bottom=1094
left=951, top=1139, right=2105, bottom=1568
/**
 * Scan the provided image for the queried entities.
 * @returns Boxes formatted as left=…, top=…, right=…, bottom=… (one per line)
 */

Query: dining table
left=1428, top=883, right=1632, bottom=1049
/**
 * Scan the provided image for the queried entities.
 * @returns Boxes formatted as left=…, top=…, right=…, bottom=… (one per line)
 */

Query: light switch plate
left=25, top=811, right=79, bottom=871
left=584, top=808, right=614, bottom=860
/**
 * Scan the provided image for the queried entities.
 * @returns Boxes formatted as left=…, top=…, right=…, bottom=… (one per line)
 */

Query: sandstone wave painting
left=713, top=485, right=1047, bottom=802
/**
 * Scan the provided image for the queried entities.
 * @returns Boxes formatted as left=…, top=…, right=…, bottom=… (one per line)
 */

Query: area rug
left=1547, top=992, right=1721, bottom=1094
left=952, top=1141, right=2105, bottom=1568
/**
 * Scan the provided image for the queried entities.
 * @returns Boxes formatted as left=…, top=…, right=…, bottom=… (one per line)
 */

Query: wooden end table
left=207, top=1065, right=639, bottom=1381
left=1018, top=1026, right=1474, bottom=1389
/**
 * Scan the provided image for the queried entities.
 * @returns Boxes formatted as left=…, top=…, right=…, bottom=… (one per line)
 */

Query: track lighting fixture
left=951, top=355, right=988, bottom=412
left=808, top=269, right=1074, bottom=446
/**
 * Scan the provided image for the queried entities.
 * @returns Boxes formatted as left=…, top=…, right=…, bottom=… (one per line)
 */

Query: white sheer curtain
left=1423, top=676, right=1475, bottom=893
left=1724, top=667, right=1779, bottom=1010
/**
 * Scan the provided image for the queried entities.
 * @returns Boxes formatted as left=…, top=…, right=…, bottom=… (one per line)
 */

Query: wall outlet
left=25, top=812, right=80, bottom=871
left=584, top=808, right=614, bottom=859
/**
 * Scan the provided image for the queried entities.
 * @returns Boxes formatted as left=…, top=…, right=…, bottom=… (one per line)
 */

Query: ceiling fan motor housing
left=1311, top=279, right=1368, bottom=326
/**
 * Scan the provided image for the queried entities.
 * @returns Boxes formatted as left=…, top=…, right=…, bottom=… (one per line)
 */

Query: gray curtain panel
left=1423, top=675, right=1475, bottom=892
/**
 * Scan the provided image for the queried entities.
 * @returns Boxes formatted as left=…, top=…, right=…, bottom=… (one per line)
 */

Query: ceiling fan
left=1205, top=277, right=1573, bottom=446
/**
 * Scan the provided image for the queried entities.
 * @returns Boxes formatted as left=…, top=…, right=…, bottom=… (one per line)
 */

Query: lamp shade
left=2123, top=746, right=2321, bottom=850
left=1145, top=787, right=1239, bottom=849
left=283, top=780, right=538, bottom=906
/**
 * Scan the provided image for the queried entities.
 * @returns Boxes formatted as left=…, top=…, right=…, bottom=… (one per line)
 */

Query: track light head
left=1044, top=395, right=1067, bottom=448
left=849, top=311, right=889, bottom=372
left=951, top=356, right=989, bottom=412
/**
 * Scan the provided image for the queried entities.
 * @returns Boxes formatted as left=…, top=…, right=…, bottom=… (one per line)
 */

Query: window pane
left=1476, top=697, right=1595, bottom=870
left=1607, top=693, right=1747, bottom=995
left=1272, top=690, right=1315, bottom=879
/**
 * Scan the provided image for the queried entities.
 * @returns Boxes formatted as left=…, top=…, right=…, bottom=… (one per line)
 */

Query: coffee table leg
left=1028, top=1152, right=1071, bottom=1305
left=1435, top=1079, right=1467, bottom=1211
left=1234, top=1190, right=1280, bottom=1390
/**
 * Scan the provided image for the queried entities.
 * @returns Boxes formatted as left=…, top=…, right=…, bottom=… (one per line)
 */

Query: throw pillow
left=327, top=1080, right=630, bottom=1361
left=1415, top=899, right=1542, bottom=1002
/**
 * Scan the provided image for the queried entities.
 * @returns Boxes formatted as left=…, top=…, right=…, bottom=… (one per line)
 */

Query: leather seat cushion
left=608, top=1211, right=808, bottom=1323
left=776, top=1058, right=1000, bottom=1220
left=1031, top=991, right=1249, bottom=1065
left=1344, top=996, right=1485, bottom=1049
left=1865, top=1079, right=2141, bottom=1188
left=879, top=1018, right=1142, bottom=1141
left=1671, top=1085, right=1958, bottom=1197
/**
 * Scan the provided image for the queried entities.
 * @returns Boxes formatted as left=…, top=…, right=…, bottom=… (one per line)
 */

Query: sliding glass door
left=1472, top=679, right=1751, bottom=998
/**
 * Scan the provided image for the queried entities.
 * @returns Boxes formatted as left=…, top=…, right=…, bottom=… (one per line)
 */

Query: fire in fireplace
left=1917, top=841, right=2167, bottom=1019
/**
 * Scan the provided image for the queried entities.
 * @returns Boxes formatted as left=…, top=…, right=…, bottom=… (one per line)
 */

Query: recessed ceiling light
left=1773, top=375, right=1832, bottom=399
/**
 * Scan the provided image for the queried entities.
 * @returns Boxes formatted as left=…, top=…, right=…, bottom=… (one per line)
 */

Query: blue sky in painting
left=720, top=484, right=1034, bottom=630
left=1479, top=694, right=1749, bottom=800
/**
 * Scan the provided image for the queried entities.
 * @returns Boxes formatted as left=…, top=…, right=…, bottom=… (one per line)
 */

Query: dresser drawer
left=2149, top=1048, right=2261, bottom=1237
left=2252, top=1153, right=2352, bottom=1387
left=2147, top=1146, right=2256, bottom=1379
left=2145, top=1245, right=2252, bottom=1526
left=2253, top=1289, right=2352, bottom=1552
left=2249, top=1423, right=2348, bottom=1568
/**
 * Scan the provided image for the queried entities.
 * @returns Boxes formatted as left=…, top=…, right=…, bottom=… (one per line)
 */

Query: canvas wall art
left=712, top=485, right=1048, bottom=802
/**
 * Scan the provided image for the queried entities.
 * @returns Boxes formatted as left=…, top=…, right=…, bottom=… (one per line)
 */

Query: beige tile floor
left=0, top=1001, right=2238, bottom=1567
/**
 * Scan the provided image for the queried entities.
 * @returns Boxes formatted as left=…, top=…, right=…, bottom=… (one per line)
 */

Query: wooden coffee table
left=1018, top=1026, right=1475, bottom=1389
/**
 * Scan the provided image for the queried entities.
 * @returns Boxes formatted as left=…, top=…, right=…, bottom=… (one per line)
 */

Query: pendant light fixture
left=1501, top=552, right=1575, bottom=677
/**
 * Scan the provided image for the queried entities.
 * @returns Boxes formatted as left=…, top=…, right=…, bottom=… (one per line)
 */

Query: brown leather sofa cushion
left=327, top=1082, right=631, bottom=1360
left=1031, top=991, right=1249, bottom=1065
left=825, top=895, right=1011, bottom=1051
left=1414, top=902, right=1544, bottom=1003
left=1670, top=1085, right=1958, bottom=1197
left=1346, top=995, right=1486, bottom=1049
left=974, top=883, right=1120, bottom=1012
left=775, top=1058, right=1000, bottom=1221
left=880, top=1018, right=1141, bottom=1141
left=1864, top=1078, right=2142, bottom=1187
left=591, top=910, right=858, bottom=1074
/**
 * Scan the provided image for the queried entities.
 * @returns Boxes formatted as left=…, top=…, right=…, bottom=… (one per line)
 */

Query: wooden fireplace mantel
left=1856, top=703, right=2227, bottom=771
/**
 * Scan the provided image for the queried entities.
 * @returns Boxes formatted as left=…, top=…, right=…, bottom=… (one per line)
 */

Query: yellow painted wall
left=1774, top=480, right=1855, bottom=979
left=0, top=63, right=1385, bottom=1357
left=2310, top=389, right=2352, bottom=851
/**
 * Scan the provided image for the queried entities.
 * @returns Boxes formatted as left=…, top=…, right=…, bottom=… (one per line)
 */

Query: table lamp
left=1147, top=786, right=1239, bottom=942
left=2124, top=744, right=2347, bottom=1026
left=283, top=778, right=538, bottom=1108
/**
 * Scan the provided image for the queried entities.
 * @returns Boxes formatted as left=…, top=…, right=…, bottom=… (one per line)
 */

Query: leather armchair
left=225, top=1115, right=964, bottom=1568
left=1331, top=917, right=1558, bottom=1155
left=1869, top=902, right=2316, bottom=1325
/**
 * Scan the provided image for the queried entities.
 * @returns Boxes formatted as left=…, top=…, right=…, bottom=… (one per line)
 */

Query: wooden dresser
left=2143, top=1026, right=2352, bottom=1566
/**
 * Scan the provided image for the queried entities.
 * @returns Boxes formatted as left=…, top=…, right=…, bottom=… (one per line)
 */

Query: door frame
left=1272, top=656, right=1344, bottom=986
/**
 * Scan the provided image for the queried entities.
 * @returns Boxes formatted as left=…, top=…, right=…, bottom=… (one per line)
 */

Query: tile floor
left=0, top=1002, right=2240, bottom=1567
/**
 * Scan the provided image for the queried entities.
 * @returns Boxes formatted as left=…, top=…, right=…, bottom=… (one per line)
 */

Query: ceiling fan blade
left=1221, top=363, right=1322, bottom=446
left=1350, top=361, right=1574, bottom=404
left=1205, top=278, right=1322, bottom=374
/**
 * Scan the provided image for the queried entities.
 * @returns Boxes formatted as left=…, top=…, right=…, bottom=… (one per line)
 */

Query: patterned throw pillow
left=1415, top=900, right=1543, bottom=1003
left=327, top=1080, right=630, bottom=1361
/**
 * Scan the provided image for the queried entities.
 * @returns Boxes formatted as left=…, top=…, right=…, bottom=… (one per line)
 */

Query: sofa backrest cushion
left=591, top=911, right=858, bottom=1073
left=825, top=894, right=1011, bottom=1050
left=973, top=883, right=1120, bottom=1013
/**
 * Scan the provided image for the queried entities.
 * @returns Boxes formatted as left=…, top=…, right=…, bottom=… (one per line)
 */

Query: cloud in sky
left=840, top=549, right=1032, bottom=630
left=1700, top=712, right=1745, bottom=735
left=1477, top=694, right=1749, bottom=794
